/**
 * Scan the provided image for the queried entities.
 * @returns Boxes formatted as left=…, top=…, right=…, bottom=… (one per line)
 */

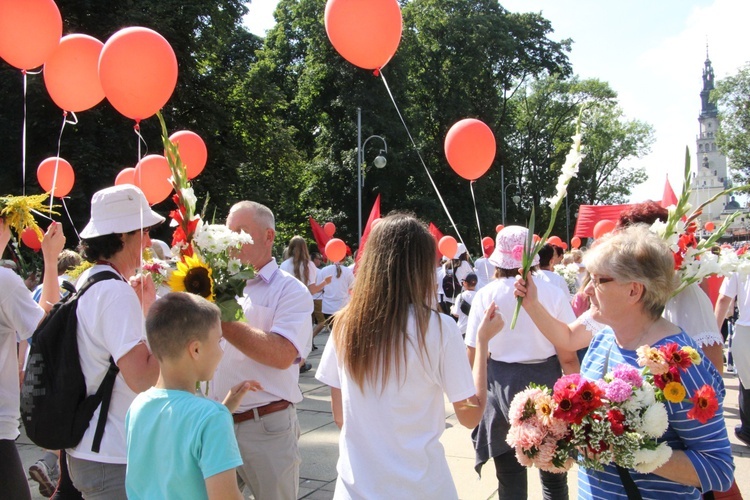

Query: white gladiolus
left=180, top=187, right=197, bottom=210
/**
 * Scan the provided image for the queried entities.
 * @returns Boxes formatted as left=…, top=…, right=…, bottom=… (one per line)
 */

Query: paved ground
left=17, top=331, right=750, bottom=498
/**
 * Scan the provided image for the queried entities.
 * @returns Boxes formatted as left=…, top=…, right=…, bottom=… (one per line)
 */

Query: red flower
left=687, top=385, right=719, bottom=424
left=554, top=387, right=586, bottom=425
left=654, top=365, right=681, bottom=390
left=576, top=380, right=604, bottom=412
left=607, top=408, right=627, bottom=436
left=673, top=251, right=684, bottom=270
left=659, top=343, right=693, bottom=370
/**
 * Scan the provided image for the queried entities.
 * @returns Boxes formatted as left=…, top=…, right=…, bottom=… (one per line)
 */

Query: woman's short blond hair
left=584, top=225, right=675, bottom=319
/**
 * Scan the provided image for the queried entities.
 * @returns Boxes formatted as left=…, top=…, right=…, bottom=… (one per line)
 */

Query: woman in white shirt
left=316, top=213, right=502, bottom=499
left=318, top=262, right=355, bottom=319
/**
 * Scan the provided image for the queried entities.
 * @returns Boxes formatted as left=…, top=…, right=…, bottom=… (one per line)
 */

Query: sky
left=243, top=0, right=750, bottom=202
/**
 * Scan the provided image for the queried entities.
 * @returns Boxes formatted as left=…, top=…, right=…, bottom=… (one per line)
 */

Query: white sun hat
left=80, top=185, right=165, bottom=239
left=488, top=225, right=539, bottom=270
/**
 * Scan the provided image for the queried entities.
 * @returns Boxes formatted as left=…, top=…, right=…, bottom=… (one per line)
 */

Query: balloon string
left=50, top=113, right=72, bottom=212
left=134, top=122, right=147, bottom=185
left=22, top=71, right=28, bottom=195
left=60, top=198, right=81, bottom=242
left=470, top=181, right=483, bottom=253
left=378, top=70, right=466, bottom=249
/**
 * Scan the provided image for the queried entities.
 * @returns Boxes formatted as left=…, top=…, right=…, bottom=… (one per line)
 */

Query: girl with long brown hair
left=316, top=213, right=502, bottom=499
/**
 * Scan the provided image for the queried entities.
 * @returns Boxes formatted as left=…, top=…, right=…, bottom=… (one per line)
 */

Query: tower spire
left=700, top=43, right=717, bottom=118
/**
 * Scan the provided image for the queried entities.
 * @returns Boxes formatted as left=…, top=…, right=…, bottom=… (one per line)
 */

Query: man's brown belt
left=232, top=400, right=292, bottom=424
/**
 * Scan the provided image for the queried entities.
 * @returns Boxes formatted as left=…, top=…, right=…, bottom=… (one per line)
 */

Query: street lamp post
left=357, top=107, right=388, bottom=247
left=502, top=182, right=517, bottom=225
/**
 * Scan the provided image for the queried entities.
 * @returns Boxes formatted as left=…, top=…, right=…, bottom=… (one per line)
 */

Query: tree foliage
left=714, top=63, right=750, bottom=183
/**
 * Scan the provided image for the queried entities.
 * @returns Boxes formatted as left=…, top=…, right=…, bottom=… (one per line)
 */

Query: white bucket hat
left=488, top=225, right=539, bottom=270
left=80, top=185, right=165, bottom=239
left=453, top=243, right=467, bottom=259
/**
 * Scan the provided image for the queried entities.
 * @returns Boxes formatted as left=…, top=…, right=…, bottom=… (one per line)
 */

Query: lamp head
left=373, top=155, right=387, bottom=169
left=512, top=195, right=521, bottom=205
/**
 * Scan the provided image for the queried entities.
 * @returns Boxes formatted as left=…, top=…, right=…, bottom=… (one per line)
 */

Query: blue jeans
left=493, top=451, right=568, bottom=500
left=67, top=456, right=126, bottom=500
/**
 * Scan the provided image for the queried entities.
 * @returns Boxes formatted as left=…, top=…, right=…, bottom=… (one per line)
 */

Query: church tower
left=690, top=47, right=730, bottom=223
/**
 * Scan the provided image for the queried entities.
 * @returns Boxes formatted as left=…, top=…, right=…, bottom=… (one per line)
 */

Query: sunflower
left=168, top=254, right=215, bottom=301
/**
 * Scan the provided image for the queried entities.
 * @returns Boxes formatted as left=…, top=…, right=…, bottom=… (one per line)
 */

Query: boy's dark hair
left=463, top=273, right=478, bottom=286
left=538, top=244, right=555, bottom=268
left=79, top=234, right=125, bottom=262
left=146, top=292, right=221, bottom=361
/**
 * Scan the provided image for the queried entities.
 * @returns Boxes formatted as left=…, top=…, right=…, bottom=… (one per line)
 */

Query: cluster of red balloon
left=37, top=157, right=74, bottom=197
left=705, top=221, right=715, bottom=232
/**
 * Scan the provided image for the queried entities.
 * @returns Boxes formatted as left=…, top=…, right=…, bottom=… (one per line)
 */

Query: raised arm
left=39, top=222, right=65, bottom=313
left=515, top=273, right=592, bottom=351
left=221, top=322, right=299, bottom=369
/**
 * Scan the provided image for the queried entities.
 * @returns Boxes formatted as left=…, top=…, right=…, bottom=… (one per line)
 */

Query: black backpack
left=21, top=271, right=123, bottom=452
left=442, top=269, right=461, bottom=299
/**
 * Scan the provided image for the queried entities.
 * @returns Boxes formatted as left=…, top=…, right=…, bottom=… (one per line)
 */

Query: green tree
left=714, top=63, right=750, bottom=182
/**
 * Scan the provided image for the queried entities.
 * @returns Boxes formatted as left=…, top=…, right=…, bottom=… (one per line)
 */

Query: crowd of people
left=0, top=186, right=745, bottom=499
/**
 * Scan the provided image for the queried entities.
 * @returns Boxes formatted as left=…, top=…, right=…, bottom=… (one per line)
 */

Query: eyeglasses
left=590, top=276, right=615, bottom=290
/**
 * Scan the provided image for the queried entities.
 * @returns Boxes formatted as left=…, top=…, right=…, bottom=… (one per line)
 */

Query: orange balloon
left=99, top=27, right=178, bottom=121
left=444, top=118, right=496, bottom=180
left=21, top=227, right=42, bottom=251
left=705, top=221, right=715, bottom=232
left=168, top=131, right=207, bottom=179
left=115, top=167, right=136, bottom=186
left=593, top=219, right=616, bottom=239
left=482, top=236, right=495, bottom=249
left=495, top=224, right=504, bottom=233
left=37, top=157, right=74, bottom=197
left=547, top=236, right=563, bottom=247
left=533, top=234, right=541, bottom=243
left=0, top=0, right=62, bottom=70
left=324, top=222, right=336, bottom=237
left=43, top=34, right=105, bottom=112
left=571, top=236, right=582, bottom=249
left=560, top=242, right=568, bottom=250
left=438, top=236, right=458, bottom=260
left=324, top=0, right=402, bottom=70
left=134, top=155, right=173, bottom=205
left=325, top=238, right=347, bottom=263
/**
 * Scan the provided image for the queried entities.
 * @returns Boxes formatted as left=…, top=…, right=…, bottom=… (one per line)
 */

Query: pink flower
left=515, top=447, right=534, bottom=467
left=604, top=378, right=633, bottom=403
left=512, top=244, right=524, bottom=262
left=611, top=364, right=643, bottom=388
left=636, top=345, right=670, bottom=375
left=512, top=421, right=545, bottom=450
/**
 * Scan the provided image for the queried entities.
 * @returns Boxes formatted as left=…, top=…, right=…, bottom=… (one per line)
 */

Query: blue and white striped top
left=578, top=328, right=734, bottom=499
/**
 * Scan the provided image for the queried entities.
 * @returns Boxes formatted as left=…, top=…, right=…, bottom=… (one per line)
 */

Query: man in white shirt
left=211, top=201, right=313, bottom=500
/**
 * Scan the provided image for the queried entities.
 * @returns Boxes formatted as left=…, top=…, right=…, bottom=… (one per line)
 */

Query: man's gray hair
left=230, top=201, right=275, bottom=230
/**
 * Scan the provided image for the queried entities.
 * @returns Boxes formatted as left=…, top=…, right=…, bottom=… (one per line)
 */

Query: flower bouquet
left=554, top=263, right=580, bottom=294
left=507, top=342, right=719, bottom=474
left=511, top=126, right=585, bottom=328
left=156, top=112, right=255, bottom=321
left=649, top=147, right=748, bottom=296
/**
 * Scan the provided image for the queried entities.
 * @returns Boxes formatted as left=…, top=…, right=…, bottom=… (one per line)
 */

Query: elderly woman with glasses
left=514, top=225, right=733, bottom=499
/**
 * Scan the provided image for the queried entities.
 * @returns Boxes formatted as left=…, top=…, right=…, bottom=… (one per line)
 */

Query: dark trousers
left=493, top=450, right=568, bottom=500
left=0, top=439, right=32, bottom=500
left=739, top=381, right=750, bottom=435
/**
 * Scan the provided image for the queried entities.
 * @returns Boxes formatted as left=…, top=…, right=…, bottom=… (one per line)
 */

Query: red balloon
left=560, top=242, right=568, bottom=250
left=115, top=167, right=136, bottom=186
left=134, top=155, right=173, bottom=205
left=705, top=221, right=715, bottom=232
left=324, top=0, right=402, bottom=70
left=482, top=236, right=495, bottom=249
left=99, top=27, right=178, bottom=121
left=325, top=238, right=347, bottom=263
left=43, top=34, right=105, bottom=112
left=438, top=236, right=458, bottom=260
left=593, top=219, right=616, bottom=239
left=444, top=118, right=496, bottom=180
left=547, top=236, right=563, bottom=247
left=324, top=222, right=336, bottom=237
left=21, top=227, right=42, bottom=251
left=37, top=157, right=74, bottom=197
left=571, top=236, right=582, bottom=249
left=168, top=131, right=208, bottom=179
left=495, top=224, right=504, bottom=233
left=533, top=234, right=541, bottom=243
left=0, top=0, right=62, bottom=70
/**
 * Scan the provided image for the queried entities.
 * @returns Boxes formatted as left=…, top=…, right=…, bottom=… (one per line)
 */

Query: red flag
left=574, top=204, right=634, bottom=238
left=428, top=222, right=444, bottom=262
left=309, top=217, right=331, bottom=259
left=356, top=194, right=381, bottom=266
left=661, top=175, right=678, bottom=208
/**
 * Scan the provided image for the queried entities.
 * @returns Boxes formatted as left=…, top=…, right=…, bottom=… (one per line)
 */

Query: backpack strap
left=75, top=270, right=124, bottom=453
left=91, top=357, right=119, bottom=453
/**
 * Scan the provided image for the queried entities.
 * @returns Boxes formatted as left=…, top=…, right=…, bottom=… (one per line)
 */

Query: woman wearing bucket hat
left=465, top=225, right=580, bottom=499
left=66, top=184, right=164, bottom=499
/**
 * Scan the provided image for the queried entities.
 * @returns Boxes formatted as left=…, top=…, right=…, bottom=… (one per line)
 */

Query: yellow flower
left=168, top=254, right=214, bottom=301
left=0, top=193, right=59, bottom=238
left=682, top=346, right=701, bottom=365
left=663, top=382, right=687, bottom=403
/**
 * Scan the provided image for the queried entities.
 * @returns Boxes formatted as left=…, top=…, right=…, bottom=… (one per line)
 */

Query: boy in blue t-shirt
left=125, top=293, right=261, bottom=500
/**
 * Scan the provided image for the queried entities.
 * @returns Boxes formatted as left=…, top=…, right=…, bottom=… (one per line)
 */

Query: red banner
left=574, top=204, right=633, bottom=238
